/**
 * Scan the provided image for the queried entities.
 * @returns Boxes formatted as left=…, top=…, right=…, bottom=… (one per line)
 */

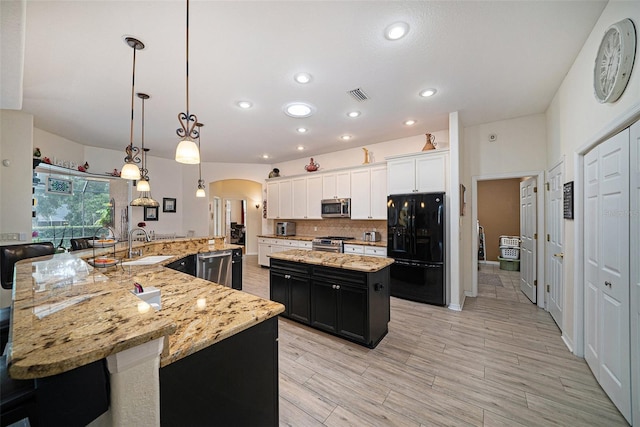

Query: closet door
left=584, top=129, right=631, bottom=422
left=630, top=119, right=639, bottom=427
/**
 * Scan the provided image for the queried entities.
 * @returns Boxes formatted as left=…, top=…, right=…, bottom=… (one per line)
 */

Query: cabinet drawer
left=280, top=240, right=299, bottom=248
left=258, top=237, right=279, bottom=245
left=312, top=265, right=366, bottom=286
left=343, top=244, right=364, bottom=254
left=298, top=241, right=313, bottom=249
left=364, top=247, right=387, bottom=257
left=270, top=259, right=311, bottom=276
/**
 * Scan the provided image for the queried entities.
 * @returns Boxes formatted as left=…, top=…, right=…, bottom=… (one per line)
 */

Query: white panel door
left=350, top=169, right=370, bottom=220
left=291, top=177, right=307, bottom=219
left=547, top=161, right=564, bottom=328
left=387, top=158, right=416, bottom=194
left=629, top=119, right=639, bottom=427
left=584, top=129, right=631, bottom=423
left=278, top=180, right=293, bottom=219
left=266, top=181, right=279, bottom=219
left=416, top=154, right=446, bottom=193
left=520, top=177, right=537, bottom=303
left=584, top=147, right=600, bottom=374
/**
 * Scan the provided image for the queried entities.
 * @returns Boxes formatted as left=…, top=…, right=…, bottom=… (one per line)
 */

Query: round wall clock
left=593, top=18, right=636, bottom=103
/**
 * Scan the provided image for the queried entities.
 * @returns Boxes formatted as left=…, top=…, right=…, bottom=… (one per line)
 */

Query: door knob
left=605, top=281, right=612, bottom=288
left=553, top=253, right=564, bottom=258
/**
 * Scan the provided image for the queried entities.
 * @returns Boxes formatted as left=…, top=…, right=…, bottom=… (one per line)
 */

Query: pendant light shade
left=121, top=37, right=144, bottom=179
left=175, top=0, right=201, bottom=164
left=176, top=137, right=200, bottom=164
left=196, top=186, right=206, bottom=198
left=136, top=178, right=150, bottom=192
left=130, top=193, right=160, bottom=207
left=121, top=162, right=141, bottom=180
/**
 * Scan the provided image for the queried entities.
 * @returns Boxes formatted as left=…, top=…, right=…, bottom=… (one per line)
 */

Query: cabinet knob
left=336, top=285, right=340, bottom=290
left=285, top=274, right=291, bottom=279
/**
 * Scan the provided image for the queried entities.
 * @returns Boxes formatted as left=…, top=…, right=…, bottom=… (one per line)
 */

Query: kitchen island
left=269, top=249, right=393, bottom=348
left=7, top=237, right=284, bottom=426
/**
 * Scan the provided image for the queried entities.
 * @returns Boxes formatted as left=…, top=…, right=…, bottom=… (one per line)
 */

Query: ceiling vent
left=348, top=88, right=369, bottom=102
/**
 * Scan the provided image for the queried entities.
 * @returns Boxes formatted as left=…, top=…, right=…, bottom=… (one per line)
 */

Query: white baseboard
left=561, top=333, right=575, bottom=355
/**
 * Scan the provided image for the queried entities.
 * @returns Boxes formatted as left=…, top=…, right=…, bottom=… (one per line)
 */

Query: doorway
left=471, top=171, right=546, bottom=308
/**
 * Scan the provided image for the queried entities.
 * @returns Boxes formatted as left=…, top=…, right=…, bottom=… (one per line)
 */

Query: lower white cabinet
left=259, top=238, right=313, bottom=266
left=344, top=244, right=386, bottom=258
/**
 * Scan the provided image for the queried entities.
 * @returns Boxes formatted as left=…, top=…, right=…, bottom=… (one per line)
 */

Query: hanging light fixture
left=131, top=93, right=159, bottom=207
left=175, top=0, right=200, bottom=164
left=195, top=122, right=206, bottom=198
left=121, top=37, right=144, bottom=180
left=136, top=93, right=151, bottom=192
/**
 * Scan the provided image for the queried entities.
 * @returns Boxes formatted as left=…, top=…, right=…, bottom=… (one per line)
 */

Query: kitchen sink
left=121, top=255, right=176, bottom=266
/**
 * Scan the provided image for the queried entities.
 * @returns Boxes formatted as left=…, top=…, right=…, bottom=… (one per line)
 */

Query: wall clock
left=593, top=18, right=636, bottom=103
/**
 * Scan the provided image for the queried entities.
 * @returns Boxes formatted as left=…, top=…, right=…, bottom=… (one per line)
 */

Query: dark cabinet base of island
left=159, top=317, right=278, bottom=426
left=270, top=259, right=390, bottom=348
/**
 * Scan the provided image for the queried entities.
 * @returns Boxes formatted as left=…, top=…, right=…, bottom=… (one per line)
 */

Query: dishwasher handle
left=198, top=251, right=232, bottom=260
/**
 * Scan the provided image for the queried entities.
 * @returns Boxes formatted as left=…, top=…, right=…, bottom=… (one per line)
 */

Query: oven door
left=390, top=260, right=445, bottom=306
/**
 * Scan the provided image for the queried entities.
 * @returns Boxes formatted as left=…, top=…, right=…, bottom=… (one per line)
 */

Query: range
left=311, top=236, right=355, bottom=253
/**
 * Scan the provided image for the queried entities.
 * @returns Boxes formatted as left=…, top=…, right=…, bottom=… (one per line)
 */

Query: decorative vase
left=422, top=133, right=436, bottom=151
left=305, top=158, right=319, bottom=172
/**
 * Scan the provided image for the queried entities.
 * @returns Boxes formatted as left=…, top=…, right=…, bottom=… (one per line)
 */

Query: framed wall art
left=163, top=197, right=176, bottom=213
left=144, top=206, right=159, bottom=221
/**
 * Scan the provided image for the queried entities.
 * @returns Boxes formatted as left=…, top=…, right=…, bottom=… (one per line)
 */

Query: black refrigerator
left=387, top=192, right=446, bottom=306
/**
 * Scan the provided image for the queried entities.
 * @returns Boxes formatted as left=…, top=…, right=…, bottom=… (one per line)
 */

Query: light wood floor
left=242, top=256, right=629, bottom=427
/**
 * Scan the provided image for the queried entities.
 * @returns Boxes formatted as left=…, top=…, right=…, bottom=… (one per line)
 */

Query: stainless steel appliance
left=363, top=231, right=381, bottom=242
left=275, top=221, right=296, bottom=236
left=321, top=198, right=351, bottom=218
left=197, top=250, right=232, bottom=287
left=312, top=236, right=355, bottom=252
left=387, top=192, right=446, bottom=306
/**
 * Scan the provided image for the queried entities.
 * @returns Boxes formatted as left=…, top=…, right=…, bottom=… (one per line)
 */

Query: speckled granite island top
left=8, top=238, right=284, bottom=379
left=269, top=249, right=394, bottom=272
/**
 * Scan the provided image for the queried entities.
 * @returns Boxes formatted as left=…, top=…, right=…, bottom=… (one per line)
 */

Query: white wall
left=546, top=1, right=640, bottom=351
left=0, top=110, right=33, bottom=307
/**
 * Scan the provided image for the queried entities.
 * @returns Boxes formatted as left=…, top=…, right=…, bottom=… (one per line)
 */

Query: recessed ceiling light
left=404, top=119, right=416, bottom=126
left=262, top=154, right=269, bottom=159
left=419, top=88, right=437, bottom=97
left=237, top=101, right=253, bottom=109
left=347, top=111, right=361, bottom=118
left=297, top=145, right=305, bottom=151
left=284, top=102, right=315, bottom=118
left=340, top=135, right=352, bottom=141
left=294, top=72, right=312, bottom=84
left=384, top=22, right=409, bottom=40
left=297, top=127, right=308, bottom=133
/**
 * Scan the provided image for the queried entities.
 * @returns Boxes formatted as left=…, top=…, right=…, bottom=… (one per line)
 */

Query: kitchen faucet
left=128, top=227, right=149, bottom=258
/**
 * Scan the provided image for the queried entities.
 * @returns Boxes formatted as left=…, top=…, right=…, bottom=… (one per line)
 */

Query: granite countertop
left=269, top=249, right=394, bottom=272
left=8, top=238, right=283, bottom=379
left=258, top=234, right=386, bottom=247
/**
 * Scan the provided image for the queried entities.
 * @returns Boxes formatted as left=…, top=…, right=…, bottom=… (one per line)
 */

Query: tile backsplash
left=279, top=219, right=386, bottom=241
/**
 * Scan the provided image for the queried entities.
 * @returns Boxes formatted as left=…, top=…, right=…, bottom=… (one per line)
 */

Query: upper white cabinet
left=291, top=175, right=323, bottom=219
left=350, top=165, right=387, bottom=220
left=322, top=171, right=350, bottom=199
left=386, top=150, right=448, bottom=195
left=266, top=179, right=292, bottom=219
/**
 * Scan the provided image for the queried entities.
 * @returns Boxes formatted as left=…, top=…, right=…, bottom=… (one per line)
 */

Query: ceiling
left=9, top=1, right=606, bottom=163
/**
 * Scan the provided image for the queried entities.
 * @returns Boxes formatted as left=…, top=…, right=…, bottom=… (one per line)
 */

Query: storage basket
left=500, top=245, right=520, bottom=259
left=499, top=235, right=520, bottom=247
left=498, top=257, right=520, bottom=271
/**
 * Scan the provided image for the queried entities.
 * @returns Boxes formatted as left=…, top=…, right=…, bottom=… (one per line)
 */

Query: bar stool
left=1, top=242, right=54, bottom=427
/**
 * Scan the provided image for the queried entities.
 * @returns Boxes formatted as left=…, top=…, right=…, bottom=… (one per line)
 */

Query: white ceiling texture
left=5, top=1, right=607, bottom=163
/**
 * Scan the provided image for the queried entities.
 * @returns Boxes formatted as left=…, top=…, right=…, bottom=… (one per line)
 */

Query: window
left=32, top=168, right=128, bottom=249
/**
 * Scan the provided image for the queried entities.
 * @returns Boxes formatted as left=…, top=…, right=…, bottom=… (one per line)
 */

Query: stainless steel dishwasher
left=197, top=250, right=232, bottom=287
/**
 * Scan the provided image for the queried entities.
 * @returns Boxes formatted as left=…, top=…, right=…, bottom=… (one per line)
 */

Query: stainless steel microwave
left=321, top=198, right=351, bottom=218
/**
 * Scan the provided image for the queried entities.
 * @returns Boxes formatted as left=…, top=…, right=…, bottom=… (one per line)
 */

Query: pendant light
left=195, top=122, right=206, bottom=198
left=130, top=93, right=159, bottom=207
left=136, top=93, right=151, bottom=192
left=175, top=0, right=200, bottom=164
left=121, top=37, right=144, bottom=180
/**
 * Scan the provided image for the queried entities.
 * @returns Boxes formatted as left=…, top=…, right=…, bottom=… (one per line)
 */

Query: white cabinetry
left=322, top=171, right=351, bottom=199
left=387, top=150, right=448, bottom=195
left=292, top=175, right=322, bottom=219
left=344, top=244, right=386, bottom=258
left=259, top=237, right=313, bottom=266
left=266, top=180, right=292, bottom=219
left=350, top=165, right=387, bottom=220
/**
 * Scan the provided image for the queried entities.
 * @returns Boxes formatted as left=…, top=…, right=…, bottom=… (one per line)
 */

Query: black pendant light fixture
left=195, top=122, right=205, bottom=198
left=131, top=93, right=159, bottom=207
left=121, top=37, right=144, bottom=180
left=175, top=0, right=201, bottom=164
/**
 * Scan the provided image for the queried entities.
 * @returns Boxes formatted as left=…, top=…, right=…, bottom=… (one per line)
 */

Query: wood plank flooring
left=242, top=257, right=629, bottom=426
